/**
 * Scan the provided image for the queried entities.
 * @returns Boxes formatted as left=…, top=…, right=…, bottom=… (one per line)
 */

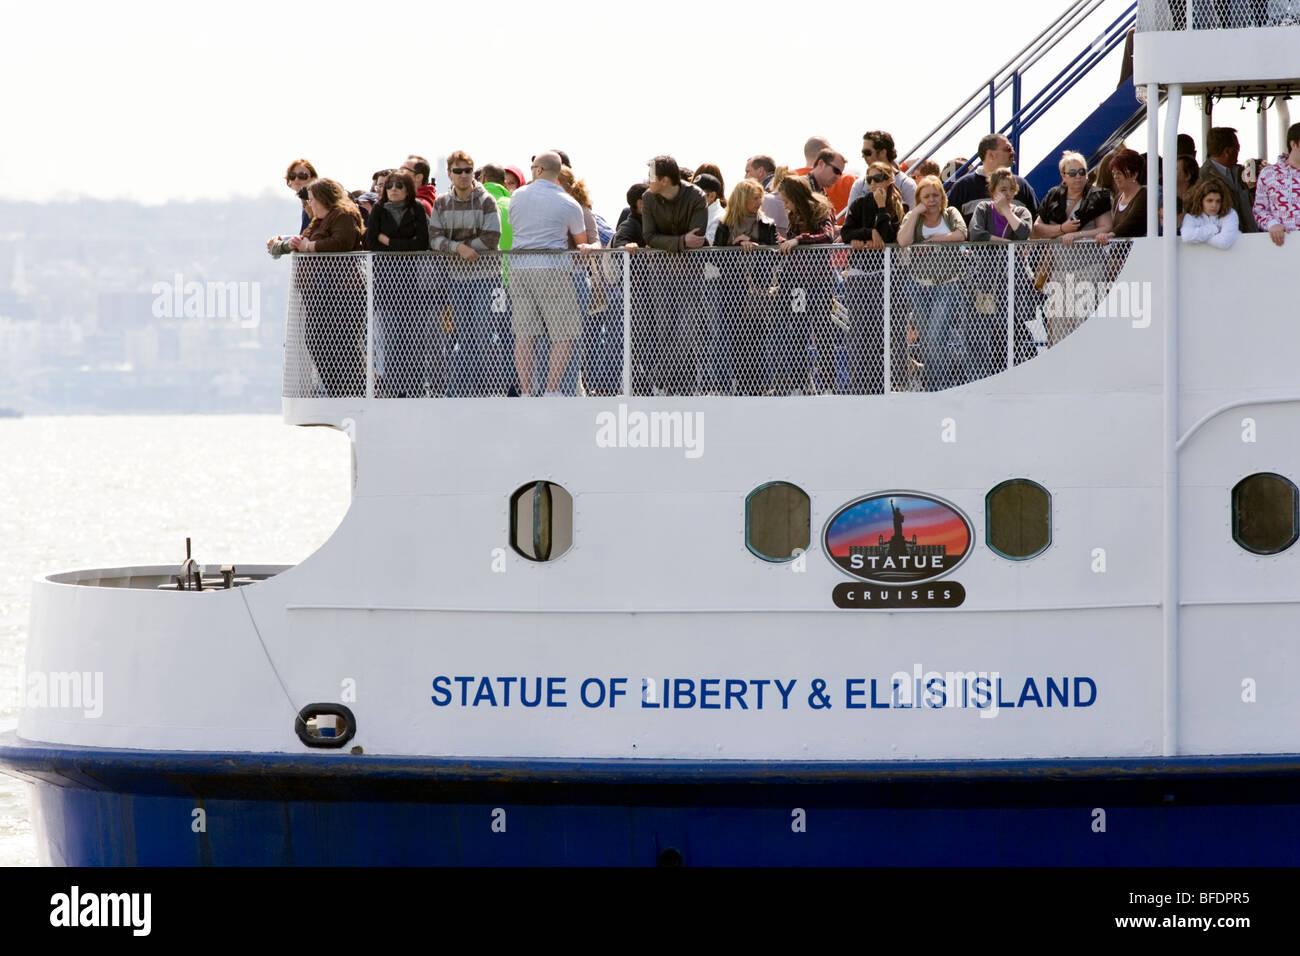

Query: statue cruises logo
left=824, top=492, right=973, bottom=608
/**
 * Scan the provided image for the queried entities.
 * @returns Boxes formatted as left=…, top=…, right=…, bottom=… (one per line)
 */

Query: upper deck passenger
left=795, top=136, right=856, bottom=218
left=431, top=151, right=502, bottom=397
left=508, top=151, right=592, bottom=396
left=945, top=134, right=1038, bottom=222
left=642, top=155, right=708, bottom=395
left=1253, top=122, right=1300, bottom=247
left=848, top=131, right=917, bottom=211
left=1200, top=128, right=1258, bottom=233
left=743, top=155, right=790, bottom=235
left=1108, top=149, right=1148, bottom=238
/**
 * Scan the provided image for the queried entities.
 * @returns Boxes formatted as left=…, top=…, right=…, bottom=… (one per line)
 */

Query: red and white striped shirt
left=1253, top=157, right=1300, bottom=232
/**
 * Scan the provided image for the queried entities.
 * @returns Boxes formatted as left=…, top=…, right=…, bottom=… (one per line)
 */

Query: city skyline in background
left=2, top=0, right=1290, bottom=415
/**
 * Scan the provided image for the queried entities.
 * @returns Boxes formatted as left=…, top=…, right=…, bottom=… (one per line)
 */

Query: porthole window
left=746, top=482, right=810, bottom=562
left=986, top=479, right=1051, bottom=560
left=510, top=481, right=573, bottom=561
left=1232, top=473, right=1298, bottom=555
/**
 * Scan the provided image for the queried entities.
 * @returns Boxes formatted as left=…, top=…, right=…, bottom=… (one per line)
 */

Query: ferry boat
left=4, top=0, right=1300, bottom=865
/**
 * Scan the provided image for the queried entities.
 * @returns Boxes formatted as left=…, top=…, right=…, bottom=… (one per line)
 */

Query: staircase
left=902, top=0, right=1148, bottom=190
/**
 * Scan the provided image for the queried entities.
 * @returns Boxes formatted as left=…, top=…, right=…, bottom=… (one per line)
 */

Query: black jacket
left=365, top=200, right=430, bottom=251
left=612, top=214, right=643, bottom=248
left=713, top=219, right=779, bottom=246
left=840, top=195, right=900, bottom=244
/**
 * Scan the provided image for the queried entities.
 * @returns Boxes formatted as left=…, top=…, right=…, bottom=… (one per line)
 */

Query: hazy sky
left=0, top=0, right=1281, bottom=217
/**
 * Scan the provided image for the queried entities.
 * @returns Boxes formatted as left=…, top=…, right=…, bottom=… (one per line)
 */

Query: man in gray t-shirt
left=508, top=151, right=593, bottom=396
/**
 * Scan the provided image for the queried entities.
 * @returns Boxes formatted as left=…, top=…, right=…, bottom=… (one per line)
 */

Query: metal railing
left=282, top=242, right=1133, bottom=399
left=1136, top=0, right=1300, bottom=30
left=901, top=0, right=1136, bottom=181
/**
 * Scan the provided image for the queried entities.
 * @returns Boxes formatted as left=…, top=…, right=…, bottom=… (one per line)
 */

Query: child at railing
left=1180, top=177, right=1241, bottom=248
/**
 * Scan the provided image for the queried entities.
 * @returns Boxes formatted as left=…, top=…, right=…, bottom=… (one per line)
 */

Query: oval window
left=1232, top=473, right=1298, bottom=555
left=510, top=481, right=573, bottom=561
left=747, top=482, right=811, bottom=562
left=986, top=479, right=1051, bottom=560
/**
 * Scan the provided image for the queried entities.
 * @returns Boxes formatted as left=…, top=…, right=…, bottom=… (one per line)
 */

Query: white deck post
left=1162, top=83, right=1183, bottom=757
left=1147, top=83, right=1160, bottom=238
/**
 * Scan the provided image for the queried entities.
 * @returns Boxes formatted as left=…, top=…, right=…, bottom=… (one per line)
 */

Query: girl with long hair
left=775, top=176, right=837, bottom=394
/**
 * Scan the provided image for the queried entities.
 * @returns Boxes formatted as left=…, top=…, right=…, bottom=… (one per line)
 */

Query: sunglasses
left=385, top=182, right=407, bottom=190
left=866, top=173, right=890, bottom=184
left=289, top=171, right=312, bottom=181
left=1064, top=169, right=1087, bottom=178
left=450, top=166, right=474, bottom=175
left=829, top=165, right=843, bottom=176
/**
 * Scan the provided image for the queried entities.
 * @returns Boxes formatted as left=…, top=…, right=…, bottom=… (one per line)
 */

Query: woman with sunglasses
left=841, top=162, right=905, bottom=392
left=1032, top=151, right=1114, bottom=346
left=1033, top=152, right=1113, bottom=244
left=266, top=158, right=318, bottom=252
left=366, top=170, right=430, bottom=252
left=365, top=170, right=431, bottom=396
left=285, top=158, right=318, bottom=231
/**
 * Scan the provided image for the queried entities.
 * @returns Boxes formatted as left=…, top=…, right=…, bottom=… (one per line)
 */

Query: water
left=0, top=415, right=350, bottom=866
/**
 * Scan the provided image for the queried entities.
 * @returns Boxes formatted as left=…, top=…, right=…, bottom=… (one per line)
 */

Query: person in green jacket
left=480, top=164, right=516, bottom=391
left=480, top=164, right=513, bottom=250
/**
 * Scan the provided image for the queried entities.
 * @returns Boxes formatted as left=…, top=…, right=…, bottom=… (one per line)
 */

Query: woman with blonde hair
left=714, top=179, right=781, bottom=394
left=1032, top=151, right=1113, bottom=243
left=897, top=175, right=968, bottom=390
left=1032, top=151, right=1114, bottom=347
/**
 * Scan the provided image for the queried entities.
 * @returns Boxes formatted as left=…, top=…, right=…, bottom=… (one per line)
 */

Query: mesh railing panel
left=282, top=242, right=1132, bottom=399
left=1137, top=0, right=1299, bottom=30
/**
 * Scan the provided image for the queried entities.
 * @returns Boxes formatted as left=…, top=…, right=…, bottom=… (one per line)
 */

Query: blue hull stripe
left=5, top=734, right=1300, bottom=865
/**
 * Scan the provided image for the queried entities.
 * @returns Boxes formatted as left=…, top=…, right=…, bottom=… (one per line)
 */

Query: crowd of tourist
left=271, top=122, right=1300, bottom=398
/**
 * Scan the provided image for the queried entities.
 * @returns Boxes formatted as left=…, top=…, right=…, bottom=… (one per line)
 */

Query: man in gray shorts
left=507, top=151, right=596, bottom=395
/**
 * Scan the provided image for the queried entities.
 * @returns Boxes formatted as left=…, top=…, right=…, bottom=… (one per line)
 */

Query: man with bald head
left=802, top=136, right=831, bottom=168
left=507, top=151, right=595, bottom=396
left=796, top=136, right=856, bottom=218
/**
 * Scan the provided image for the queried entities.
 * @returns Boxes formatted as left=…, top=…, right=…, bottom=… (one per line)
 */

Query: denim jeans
left=908, top=279, right=966, bottom=391
left=447, top=278, right=496, bottom=397
left=556, top=272, right=592, bottom=395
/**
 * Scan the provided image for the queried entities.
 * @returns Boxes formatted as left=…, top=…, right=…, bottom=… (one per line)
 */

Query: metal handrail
left=1012, top=5, right=1137, bottom=132
left=901, top=0, right=1101, bottom=164
left=902, top=0, right=1136, bottom=177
